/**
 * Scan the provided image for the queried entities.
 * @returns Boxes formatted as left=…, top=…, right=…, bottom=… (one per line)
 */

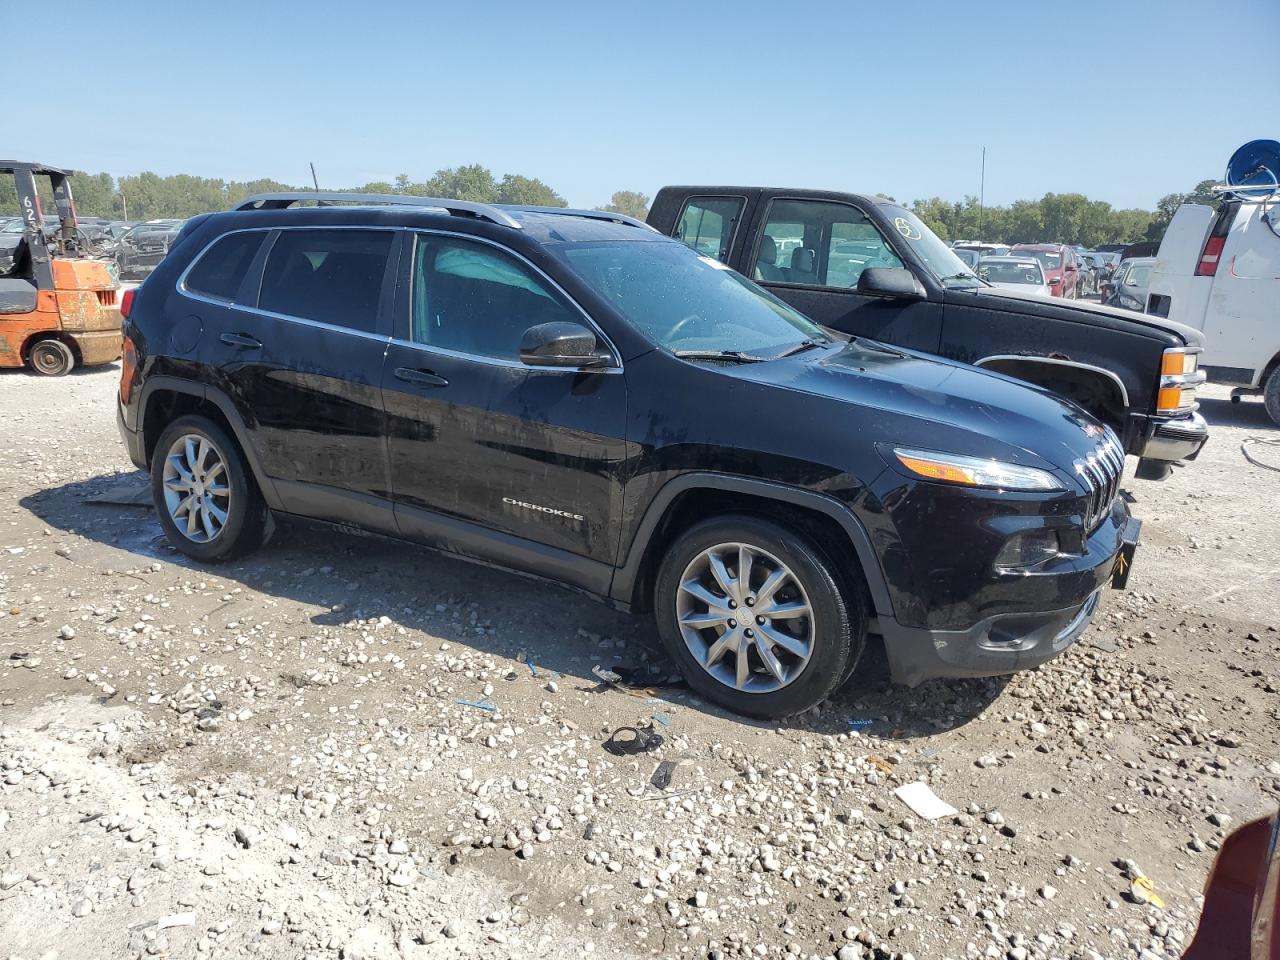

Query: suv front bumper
left=878, top=508, right=1140, bottom=686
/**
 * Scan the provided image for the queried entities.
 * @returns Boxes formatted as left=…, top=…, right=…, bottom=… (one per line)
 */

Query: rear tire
left=1265, top=369, right=1280, bottom=426
left=150, top=415, right=268, bottom=562
left=653, top=515, right=865, bottom=719
left=28, top=339, right=75, bottom=377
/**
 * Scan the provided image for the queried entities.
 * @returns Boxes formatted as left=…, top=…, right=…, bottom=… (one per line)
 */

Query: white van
left=1147, top=198, right=1280, bottom=423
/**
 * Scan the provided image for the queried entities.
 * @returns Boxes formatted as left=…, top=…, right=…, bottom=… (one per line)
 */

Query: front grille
left=1074, top=427, right=1124, bottom=531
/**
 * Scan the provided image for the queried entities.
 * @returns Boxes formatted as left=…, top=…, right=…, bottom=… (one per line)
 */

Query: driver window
left=756, top=199, right=902, bottom=289
left=411, top=236, right=578, bottom=361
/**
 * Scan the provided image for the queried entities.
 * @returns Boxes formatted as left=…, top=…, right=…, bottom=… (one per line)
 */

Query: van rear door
left=1147, top=204, right=1215, bottom=327
left=1200, top=203, right=1280, bottom=386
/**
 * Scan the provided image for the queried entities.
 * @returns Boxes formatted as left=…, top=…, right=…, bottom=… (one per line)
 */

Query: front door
left=381, top=233, right=628, bottom=593
left=744, top=197, right=943, bottom=352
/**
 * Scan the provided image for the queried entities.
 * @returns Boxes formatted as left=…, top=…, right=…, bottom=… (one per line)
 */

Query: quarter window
left=411, top=236, right=579, bottom=361
left=675, top=197, right=744, bottom=262
left=258, top=230, right=392, bottom=333
left=755, top=199, right=902, bottom=288
left=184, top=232, right=265, bottom=302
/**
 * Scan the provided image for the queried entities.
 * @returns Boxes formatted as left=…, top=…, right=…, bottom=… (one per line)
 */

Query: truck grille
left=1075, top=428, right=1124, bottom=531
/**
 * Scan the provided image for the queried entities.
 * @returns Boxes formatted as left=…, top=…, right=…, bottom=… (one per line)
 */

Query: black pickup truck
left=648, top=187, right=1209, bottom=479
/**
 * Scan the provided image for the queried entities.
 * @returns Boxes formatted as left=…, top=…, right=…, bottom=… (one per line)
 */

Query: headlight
left=1156, top=348, right=1205, bottom=415
left=893, top=447, right=1065, bottom=492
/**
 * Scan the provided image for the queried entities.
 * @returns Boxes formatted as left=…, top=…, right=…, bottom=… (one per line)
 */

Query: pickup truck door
left=737, top=196, right=942, bottom=353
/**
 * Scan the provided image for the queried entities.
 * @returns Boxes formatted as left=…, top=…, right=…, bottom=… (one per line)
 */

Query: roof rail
left=232, top=192, right=523, bottom=229
left=499, top=205, right=658, bottom=232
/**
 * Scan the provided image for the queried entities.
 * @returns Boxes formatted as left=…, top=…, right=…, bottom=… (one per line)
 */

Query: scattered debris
left=602, top=725, right=664, bottom=756
left=650, top=760, right=678, bottom=791
left=893, top=781, right=958, bottom=820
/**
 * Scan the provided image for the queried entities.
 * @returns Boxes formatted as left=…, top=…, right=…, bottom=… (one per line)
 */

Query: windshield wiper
left=773, top=338, right=829, bottom=358
left=939, top=272, right=985, bottom=285
left=673, top=349, right=767, bottom=363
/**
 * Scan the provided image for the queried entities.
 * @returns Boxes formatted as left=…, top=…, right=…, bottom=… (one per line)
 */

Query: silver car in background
left=976, top=256, right=1050, bottom=296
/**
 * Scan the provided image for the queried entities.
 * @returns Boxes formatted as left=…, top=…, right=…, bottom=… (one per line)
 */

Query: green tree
left=596, top=190, right=650, bottom=220
left=496, top=174, right=566, bottom=207
left=421, top=164, right=499, bottom=202
left=1148, top=179, right=1217, bottom=240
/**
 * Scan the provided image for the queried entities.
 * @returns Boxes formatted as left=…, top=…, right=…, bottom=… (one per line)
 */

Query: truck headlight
left=1156, top=348, right=1205, bottom=415
left=892, top=448, right=1065, bottom=492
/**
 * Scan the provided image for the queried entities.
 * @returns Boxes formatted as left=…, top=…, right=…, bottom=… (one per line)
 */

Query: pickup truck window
left=559, top=239, right=824, bottom=358
left=755, top=199, right=902, bottom=289
left=881, top=205, right=982, bottom=288
left=676, top=196, right=743, bottom=263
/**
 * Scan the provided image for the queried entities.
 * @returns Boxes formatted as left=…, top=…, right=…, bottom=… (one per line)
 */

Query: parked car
left=118, top=191, right=1142, bottom=719
left=1148, top=195, right=1280, bottom=423
left=1077, top=253, right=1100, bottom=296
left=952, top=247, right=980, bottom=271
left=649, top=187, right=1208, bottom=479
left=116, top=219, right=185, bottom=280
left=953, top=241, right=1010, bottom=258
left=976, top=256, right=1050, bottom=296
left=1009, top=243, right=1081, bottom=298
left=1101, top=257, right=1154, bottom=312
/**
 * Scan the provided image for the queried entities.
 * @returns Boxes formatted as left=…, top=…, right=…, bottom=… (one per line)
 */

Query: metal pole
left=978, top=146, right=986, bottom=241
left=310, top=163, right=320, bottom=191
left=121, top=191, right=128, bottom=221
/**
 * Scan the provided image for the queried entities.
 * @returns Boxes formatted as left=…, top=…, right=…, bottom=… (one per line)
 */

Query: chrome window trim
left=405, top=228, right=623, bottom=371
left=175, top=225, right=623, bottom=369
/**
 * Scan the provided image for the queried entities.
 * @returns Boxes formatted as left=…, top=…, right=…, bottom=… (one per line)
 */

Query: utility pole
left=978, top=146, right=986, bottom=241
left=310, top=163, right=320, bottom=191
left=121, top=191, right=128, bottom=221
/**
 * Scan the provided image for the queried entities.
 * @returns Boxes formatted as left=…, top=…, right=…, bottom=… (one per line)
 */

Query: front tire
left=654, top=515, right=865, bottom=719
left=28, top=339, right=75, bottom=376
left=150, top=415, right=268, bottom=562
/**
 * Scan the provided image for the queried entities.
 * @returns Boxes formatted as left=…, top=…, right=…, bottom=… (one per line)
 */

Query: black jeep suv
left=117, top=192, right=1139, bottom=719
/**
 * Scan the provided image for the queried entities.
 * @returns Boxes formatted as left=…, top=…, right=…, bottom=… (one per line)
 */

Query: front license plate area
left=1110, top=518, right=1141, bottom=590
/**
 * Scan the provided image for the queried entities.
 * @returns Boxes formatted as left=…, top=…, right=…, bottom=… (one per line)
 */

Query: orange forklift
left=0, top=161, right=121, bottom=375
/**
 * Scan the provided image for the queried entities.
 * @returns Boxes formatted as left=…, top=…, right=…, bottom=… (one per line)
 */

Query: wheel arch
left=975, top=354, right=1129, bottom=429
left=611, top=474, right=893, bottom=621
left=138, top=377, right=282, bottom=510
left=22, top=330, right=82, bottom=366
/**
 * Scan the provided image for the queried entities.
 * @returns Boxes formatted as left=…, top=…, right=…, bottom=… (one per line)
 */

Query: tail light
left=1156, top=348, right=1205, bottom=415
left=1195, top=235, right=1225, bottom=276
left=119, top=335, right=138, bottom=405
left=120, top=287, right=135, bottom=319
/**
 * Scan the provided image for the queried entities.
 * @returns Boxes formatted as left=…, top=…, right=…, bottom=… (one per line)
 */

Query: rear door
left=741, top=196, right=943, bottom=351
left=232, top=227, right=399, bottom=530
left=381, top=232, right=628, bottom=593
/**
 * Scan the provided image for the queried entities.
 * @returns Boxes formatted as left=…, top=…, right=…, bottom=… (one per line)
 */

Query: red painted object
left=1010, top=243, right=1080, bottom=298
left=1183, top=809, right=1279, bottom=960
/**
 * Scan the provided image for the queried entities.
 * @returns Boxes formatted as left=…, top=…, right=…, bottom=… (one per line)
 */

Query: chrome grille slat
left=1074, top=427, right=1124, bottom=532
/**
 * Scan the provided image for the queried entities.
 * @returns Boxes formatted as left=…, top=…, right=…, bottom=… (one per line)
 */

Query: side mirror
left=857, top=267, right=927, bottom=300
left=1065, top=264, right=1077, bottom=273
left=519, top=321, right=610, bottom=368
left=1048, top=277, right=1062, bottom=286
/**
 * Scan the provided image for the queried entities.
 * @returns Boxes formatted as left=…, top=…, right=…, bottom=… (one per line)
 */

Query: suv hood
left=734, top=340, right=1109, bottom=475
left=954, top=284, right=1205, bottom=346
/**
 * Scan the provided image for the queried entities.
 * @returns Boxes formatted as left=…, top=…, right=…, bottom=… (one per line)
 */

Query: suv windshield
left=978, top=259, right=1045, bottom=285
left=880, top=206, right=982, bottom=288
left=559, top=240, right=826, bottom=357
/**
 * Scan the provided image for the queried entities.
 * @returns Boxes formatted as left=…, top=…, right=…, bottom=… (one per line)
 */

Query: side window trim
left=397, top=229, right=622, bottom=370
left=750, top=196, right=895, bottom=291
left=675, top=195, right=747, bottom=262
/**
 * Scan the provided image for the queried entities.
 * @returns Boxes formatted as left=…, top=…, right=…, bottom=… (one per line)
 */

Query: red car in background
left=1010, top=243, right=1080, bottom=298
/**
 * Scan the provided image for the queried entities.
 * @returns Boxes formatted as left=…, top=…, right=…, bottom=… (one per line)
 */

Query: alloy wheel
left=161, top=434, right=232, bottom=543
left=675, top=541, right=815, bottom=693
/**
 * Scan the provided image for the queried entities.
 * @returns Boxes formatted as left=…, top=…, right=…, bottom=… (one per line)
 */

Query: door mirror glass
left=519, top=321, right=609, bottom=368
left=1048, top=276, right=1062, bottom=285
left=856, top=266, right=926, bottom=300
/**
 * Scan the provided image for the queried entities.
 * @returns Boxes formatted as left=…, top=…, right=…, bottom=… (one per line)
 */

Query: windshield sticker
left=894, top=217, right=922, bottom=241
left=698, top=255, right=732, bottom=270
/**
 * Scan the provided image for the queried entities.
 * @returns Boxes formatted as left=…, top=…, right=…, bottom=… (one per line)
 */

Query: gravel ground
left=1, top=366, right=1277, bottom=960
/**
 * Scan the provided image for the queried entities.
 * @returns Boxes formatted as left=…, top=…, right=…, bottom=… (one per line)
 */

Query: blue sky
left=5, top=0, right=1277, bottom=210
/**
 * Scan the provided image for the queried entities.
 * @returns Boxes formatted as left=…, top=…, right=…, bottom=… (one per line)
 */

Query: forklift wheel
left=28, top=339, right=76, bottom=377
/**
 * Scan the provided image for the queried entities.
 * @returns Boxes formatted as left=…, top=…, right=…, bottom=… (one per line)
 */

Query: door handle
left=220, top=332, right=262, bottom=349
left=394, top=367, right=448, bottom=387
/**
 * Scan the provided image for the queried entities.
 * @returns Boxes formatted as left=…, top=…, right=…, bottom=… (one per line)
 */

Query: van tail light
left=1195, top=235, right=1225, bottom=276
left=119, top=335, right=138, bottom=405
left=120, top=288, right=136, bottom=319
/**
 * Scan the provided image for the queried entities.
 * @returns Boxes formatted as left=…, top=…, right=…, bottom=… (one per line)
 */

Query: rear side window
left=184, top=232, right=265, bottom=301
left=675, top=197, right=744, bottom=262
left=258, top=229, right=392, bottom=333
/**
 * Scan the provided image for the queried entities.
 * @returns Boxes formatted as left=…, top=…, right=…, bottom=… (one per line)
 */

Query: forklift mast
left=2, top=161, right=80, bottom=289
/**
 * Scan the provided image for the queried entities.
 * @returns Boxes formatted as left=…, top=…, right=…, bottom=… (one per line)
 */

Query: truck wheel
left=653, top=515, right=865, bottom=719
left=150, top=415, right=269, bottom=563
left=28, top=339, right=76, bottom=377
left=1265, top=369, right=1280, bottom=426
